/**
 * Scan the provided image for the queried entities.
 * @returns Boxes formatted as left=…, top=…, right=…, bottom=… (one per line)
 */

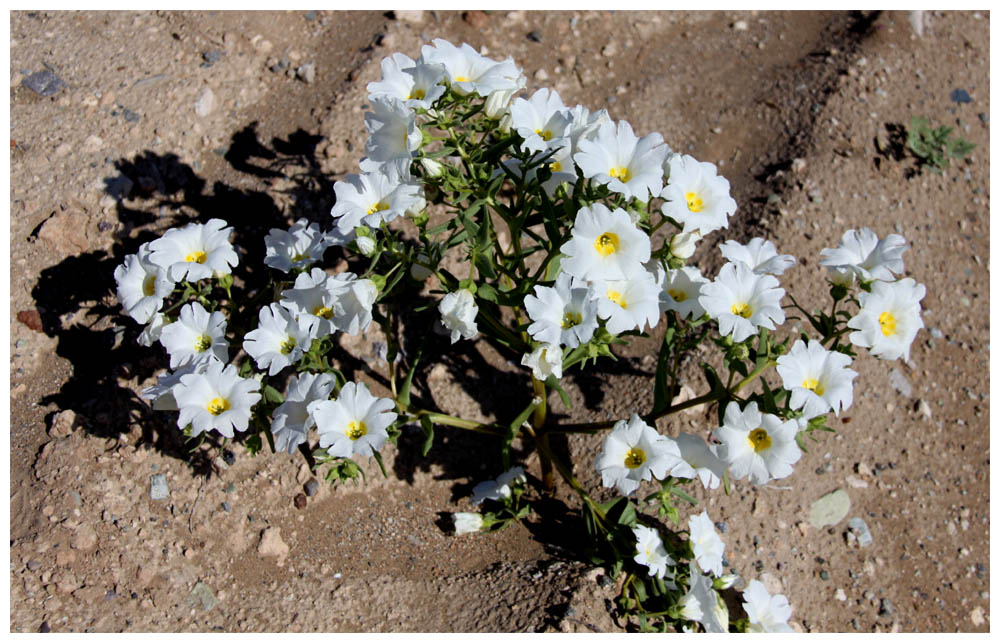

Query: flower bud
left=728, top=343, right=750, bottom=362
left=420, top=157, right=444, bottom=178
left=714, top=574, right=740, bottom=590
left=669, top=230, right=702, bottom=260
left=452, top=512, right=484, bottom=535
left=356, top=236, right=376, bottom=256
left=410, top=253, right=433, bottom=281
left=484, top=88, right=515, bottom=119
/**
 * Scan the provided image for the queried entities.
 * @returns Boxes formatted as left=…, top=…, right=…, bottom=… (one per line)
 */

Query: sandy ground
left=8, top=10, right=990, bottom=632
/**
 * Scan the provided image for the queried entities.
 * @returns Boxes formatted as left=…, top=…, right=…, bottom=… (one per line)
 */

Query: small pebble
left=149, top=474, right=169, bottom=501
left=221, top=502, right=231, bottom=512
left=732, top=20, right=749, bottom=31
left=715, top=521, right=728, bottom=533
left=122, top=108, right=140, bottom=123
left=222, top=450, right=236, bottom=466
left=203, top=50, right=224, bottom=63
left=304, top=479, right=319, bottom=497
left=950, top=88, right=972, bottom=104
left=848, top=517, right=873, bottom=547
left=527, top=31, right=542, bottom=43
left=303, top=10, right=317, bottom=21
left=879, top=598, right=895, bottom=616
left=294, top=493, right=307, bottom=509
left=297, top=63, right=316, bottom=84
left=23, top=70, right=66, bottom=97
left=820, top=570, right=830, bottom=580
left=39, top=621, right=51, bottom=633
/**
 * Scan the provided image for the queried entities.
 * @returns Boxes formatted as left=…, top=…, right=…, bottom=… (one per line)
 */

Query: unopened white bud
left=669, top=230, right=702, bottom=259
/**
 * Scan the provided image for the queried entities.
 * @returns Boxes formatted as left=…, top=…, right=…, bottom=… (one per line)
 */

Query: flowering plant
left=114, top=38, right=925, bottom=633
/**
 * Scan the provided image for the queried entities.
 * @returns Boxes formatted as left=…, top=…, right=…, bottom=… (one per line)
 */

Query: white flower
left=158, top=302, right=228, bottom=369
left=270, top=372, right=337, bottom=454
left=658, top=266, right=709, bottom=320
left=330, top=166, right=424, bottom=234
left=688, top=510, right=726, bottom=577
left=847, top=277, right=925, bottom=361
left=484, top=68, right=526, bottom=121
left=363, top=96, right=421, bottom=168
left=114, top=243, right=174, bottom=324
left=263, top=218, right=338, bottom=273
left=524, top=273, right=599, bottom=348
left=776, top=340, right=858, bottom=419
left=510, top=88, right=572, bottom=155
left=438, top=289, right=479, bottom=343
left=699, top=262, right=785, bottom=343
left=560, top=203, right=651, bottom=281
left=594, top=414, right=683, bottom=495
left=679, top=566, right=729, bottom=633
left=310, top=381, right=398, bottom=458
left=420, top=39, right=521, bottom=97
left=660, top=155, right=736, bottom=236
left=719, top=237, right=796, bottom=276
left=673, top=433, right=727, bottom=490
left=742, top=579, right=794, bottom=633
left=470, top=466, right=527, bottom=505
left=713, top=401, right=801, bottom=486
left=521, top=344, right=563, bottom=380
left=452, top=512, right=484, bottom=535
left=333, top=274, right=378, bottom=335
left=243, top=303, right=314, bottom=376
left=174, top=361, right=261, bottom=438
left=147, top=218, right=238, bottom=282
left=140, top=364, right=200, bottom=412
left=566, top=104, right=611, bottom=157
left=819, top=228, right=908, bottom=283
left=280, top=267, right=351, bottom=337
left=366, top=53, right=446, bottom=111
left=355, top=234, right=377, bottom=256
left=632, top=524, right=675, bottom=580
left=668, top=230, right=702, bottom=260
left=574, top=119, right=669, bottom=201
left=138, top=311, right=168, bottom=347
left=592, top=266, right=661, bottom=335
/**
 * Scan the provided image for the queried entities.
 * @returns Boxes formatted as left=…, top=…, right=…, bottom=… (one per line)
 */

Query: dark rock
left=17, top=310, right=44, bottom=332
left=527, top=31, right=542, bottom=43
left=304, top=479, right=319, bottom=497
left=221, top=502, right=231, bottom=512
left=39, top=621, right=51, bottom=633
left=950, top=88, right=972, bottom=104
left=304, top=10, right=317, bottom=21
left=715, top=521, right=728, bottom=533
left=879, top=598, right=895, bottom=616
left=203, top=50, right=224, bottom=63
left=23, top=70, right=66, bottom=97
left=222, top=450, right=236, bottom=466
left=122, top=108, right=140, bottom=123
left=294, top=493, right=307, bottom=509
left=597, top=574, right=614, bottom=588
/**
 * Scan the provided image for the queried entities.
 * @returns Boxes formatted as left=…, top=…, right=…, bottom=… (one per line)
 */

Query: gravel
left=22, top=70, right=66, bottom=96
left=847, top=517, right=873, bottom=547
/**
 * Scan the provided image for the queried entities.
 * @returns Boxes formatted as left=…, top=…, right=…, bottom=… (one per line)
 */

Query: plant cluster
left=906, top=115, right=976, bottom=172
left=114, top=39, right=926, bottom=633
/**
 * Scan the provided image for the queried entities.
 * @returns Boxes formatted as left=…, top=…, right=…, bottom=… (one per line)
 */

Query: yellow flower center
left=609, top=166, right=632, bottom=183
left=549, top=160, right=562, bottom=173
left=185, top=250, right=207, bottom=264
left=142, top=274, right=157, bottom=297
left=802, top=377, right=825, bottom=396
left=193, top=335, right=212, bottom=352
left=606, top=289, right=627, bottom=309
left=593, top=232, right=620, bottom=257
left=291, top=252, right=308, bottom=263
left=408, top=88, right=426, bottom=100
left=206, top=397, right=230, bottom=416
left=747, top=428, right=772, bottom=453
left=535, top=128, right=553, bottom=141
left=731, top=302, right=753, bottom=319
left=345, top=420, right=367, bottom=441
left=366, top=201, right=390, bottom=216
left=667, top=288, right=687, bottom=302
left=313, top=305, right=334, bottom=319
left=685, top=192, right=704, bottom=213
left=561, top=311, right=582, bottom=329
left=878, top=311, right=897, bottom=337
left=624, top=447, right=646, bottom=470
left=454, top=75, right=470, bottom=83
left=280, top=336, right=297, bottom=355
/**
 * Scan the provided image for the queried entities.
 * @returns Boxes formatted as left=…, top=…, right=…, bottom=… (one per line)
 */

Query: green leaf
left=263, top=384, right=284, bottom=404
left=419, top=415, right=435, bottom=457
left=397, top=341, right=424, bottom=408
left=652, top=326, right=676, bottom=414
left=244, top=434, right=262, bottom=457
left=371, top=449, right=388, bottom=478
left=545, top=375, right=572, bottom=409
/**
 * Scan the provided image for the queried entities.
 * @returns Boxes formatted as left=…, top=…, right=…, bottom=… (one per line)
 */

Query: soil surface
left=9, top=9, right=990, bottom=633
